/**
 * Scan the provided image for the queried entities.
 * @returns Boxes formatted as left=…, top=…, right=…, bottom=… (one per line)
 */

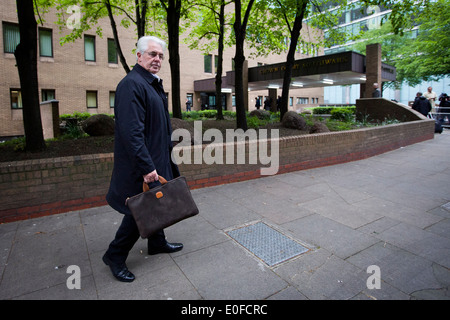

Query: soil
left=0, top=120, right=308, bottom=163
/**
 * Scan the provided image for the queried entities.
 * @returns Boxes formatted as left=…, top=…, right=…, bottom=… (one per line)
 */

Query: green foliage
left=325, top=119, right=355, bottom=131
left=178, top=110, right=240, bottom=120
left=223, top=111, right=236, bottom=119
left=351, top=0, right=449, bottom=87
left=330, top=108, right=355, bottom=122
left=0, top=137, right=27, bottom=152
left=60, top=111, right=92, bottom=122
left=246, top=116, right=263, bottom=129
left=310, top=106, right=356, bottom=115
left=181, top=110, right=218, bottom=120
left=299, top=113, right=316, bottom=127
left=182, top=0, right=233, bottom=53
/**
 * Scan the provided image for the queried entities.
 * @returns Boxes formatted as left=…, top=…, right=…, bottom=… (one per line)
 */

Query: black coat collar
left=133, top=63, right=162, bottom=86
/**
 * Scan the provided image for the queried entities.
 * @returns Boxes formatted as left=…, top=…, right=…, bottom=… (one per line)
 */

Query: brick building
left=1, top=1, right=324, bottom=138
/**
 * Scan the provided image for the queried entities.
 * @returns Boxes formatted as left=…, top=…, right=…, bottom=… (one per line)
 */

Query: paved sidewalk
left=1, top=131, right=449, bottom=301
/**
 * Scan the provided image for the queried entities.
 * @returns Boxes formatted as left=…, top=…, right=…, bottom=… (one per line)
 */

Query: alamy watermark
left=66, top=265, right=81, bottom=290
left=66, top=5, right=81, bottom=30
left=171, top=121, right=280, bottom=176
left=366, top=265, right=381, bottom=289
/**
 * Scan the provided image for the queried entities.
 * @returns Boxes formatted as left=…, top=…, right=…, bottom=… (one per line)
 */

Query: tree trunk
left=15, top=0, right=46, bottom=152
left=215, top=1, right=225, bottom=120
left=233, top=0, right=254, bottom=131
left=166, top=0, right=182, bottom=119
left=106, top=0, right=130, bottom=73
left=135, top=0, right=147, bottom=38
left=280, top=1, right=308, bottom=120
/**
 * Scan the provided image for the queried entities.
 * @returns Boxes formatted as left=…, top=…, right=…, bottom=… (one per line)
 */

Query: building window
left=107, top=38, right=117, bottom=64
left=3, top=22, right=20, bottom=53
left=297, top=97, right=309, bottom=104
left=84, top=35, right=96, bottom=61
left=204, top=54, right=212, bottom=73
left=10, top=89, right=22, bottom=109
left=86, top=91, right=98, bottom=108
left=289, top=97, right=293, bottom=106
left=42, top=89, right=55, bottom=102
left=39, top=28, right=53, bottom=57
left=109, top=91, right=115, bottom=108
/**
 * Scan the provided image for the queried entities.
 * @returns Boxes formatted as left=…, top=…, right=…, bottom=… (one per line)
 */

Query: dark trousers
left=105, top=214, right=166, bottom=265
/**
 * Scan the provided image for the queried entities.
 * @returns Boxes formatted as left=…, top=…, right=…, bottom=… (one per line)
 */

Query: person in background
left=186, top=98, right=192, bottom=112
left=423, top=86, right=437, bottom=112
left=255, top=97, right=261, bottom=110
left=372, top=83, right=381, bottom=97
left=412, top=92, right=432, bottom=117
left=438, top=93, right=450, bottom=124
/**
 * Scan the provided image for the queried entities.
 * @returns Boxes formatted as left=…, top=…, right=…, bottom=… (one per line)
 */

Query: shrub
left=60, top=111, right=92, bottom=122
left=247, top=116, right=262, bottom=129
left=330, top=108, right=355, bottom=122
left=311, top=106, right=356, bottom=115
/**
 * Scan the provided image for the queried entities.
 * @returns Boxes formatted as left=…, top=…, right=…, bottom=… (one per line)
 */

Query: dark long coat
left=106, top=64, right=179, bottom=215
left=412, top=96, right=432, bottom=117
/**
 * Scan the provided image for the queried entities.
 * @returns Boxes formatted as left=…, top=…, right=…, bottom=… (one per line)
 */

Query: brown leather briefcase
left=126, top=176, right=199, bottom=239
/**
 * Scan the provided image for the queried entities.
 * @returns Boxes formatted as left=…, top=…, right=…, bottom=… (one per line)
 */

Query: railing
left=429, top=107, right=450, bottom=128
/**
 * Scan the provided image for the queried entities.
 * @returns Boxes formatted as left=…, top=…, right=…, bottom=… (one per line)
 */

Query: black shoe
left=102, top=253, right=135, bottom=282
left=148, top=242, right=183, bottom=255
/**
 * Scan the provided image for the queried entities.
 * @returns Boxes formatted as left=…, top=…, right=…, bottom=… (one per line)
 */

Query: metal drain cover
left=226, top=222, right=309, bottom=266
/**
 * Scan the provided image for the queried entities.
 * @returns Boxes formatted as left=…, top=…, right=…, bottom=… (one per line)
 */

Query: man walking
left=103, top=36, right=183, bottom=282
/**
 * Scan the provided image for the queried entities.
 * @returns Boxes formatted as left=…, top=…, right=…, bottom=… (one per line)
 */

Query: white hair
left=136, top=36, right=166, bottom=61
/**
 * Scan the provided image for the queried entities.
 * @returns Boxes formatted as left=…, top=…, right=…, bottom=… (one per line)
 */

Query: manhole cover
left=226, top=222, right=309, bottom=266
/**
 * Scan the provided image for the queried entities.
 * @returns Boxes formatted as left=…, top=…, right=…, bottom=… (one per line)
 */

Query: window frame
left=38, top=27, right=53, bottom=57
left=10, top=89, right=22, bottom=109
left=109, top=91, right=115, bottom=108
left=86, top=90, right=98, bottom=109
left=84, top=35, right=96, bottom=62
left=41, top=89, right=56, bottom=102
left=107, top=38, right=118, bottom=64
left=3, top=22, right=20, bottom=54
left=204, top=54, right=212, bottom=73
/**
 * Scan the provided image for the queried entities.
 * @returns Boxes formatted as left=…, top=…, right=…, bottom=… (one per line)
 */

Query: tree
left=233, top=0, right=255, bottom=130
left=15, top=0, right=46, bottom=152
left=245, top=0, right=433, bottom=118
left=392, top=0, right=450, bottom=85
left=159, top=0, right=184, bottom=119
left=271, top=0, right=309, bottom=120
left=247, top=0, right=346, bottom=120
left=51, top=0, right=155, bottom=74
left=184, top=0, right=233, bottom=120
left=351, top=0, right=449, bottom=86
left=351, top=21, right=409, bottom=87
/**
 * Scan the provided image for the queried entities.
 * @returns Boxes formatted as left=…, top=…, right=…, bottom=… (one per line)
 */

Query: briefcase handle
left=143, top=175, right=168, bottom=192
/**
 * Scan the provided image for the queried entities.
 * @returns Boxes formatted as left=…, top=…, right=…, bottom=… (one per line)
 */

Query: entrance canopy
left=194, top=51, right=396, bottom=93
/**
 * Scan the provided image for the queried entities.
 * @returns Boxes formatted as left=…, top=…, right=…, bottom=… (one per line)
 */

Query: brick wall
left=0, top=119, right=434, bottom=223
left=356, top=98, right=426, bottom=122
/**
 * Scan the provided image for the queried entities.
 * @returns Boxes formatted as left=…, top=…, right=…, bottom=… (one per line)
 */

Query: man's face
left=137, top=41, right=164, bottom=74
left=428, top=87, right=432, bottom=93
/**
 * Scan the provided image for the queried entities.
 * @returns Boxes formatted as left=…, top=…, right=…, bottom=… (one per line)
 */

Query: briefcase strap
left=143, top=175, right=167, bottom=192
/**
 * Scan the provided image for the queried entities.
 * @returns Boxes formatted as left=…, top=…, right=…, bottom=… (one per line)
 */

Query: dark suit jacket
left=412, top=96, right=432, bottom=117
left=106, top=64, right=179, bottom=215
